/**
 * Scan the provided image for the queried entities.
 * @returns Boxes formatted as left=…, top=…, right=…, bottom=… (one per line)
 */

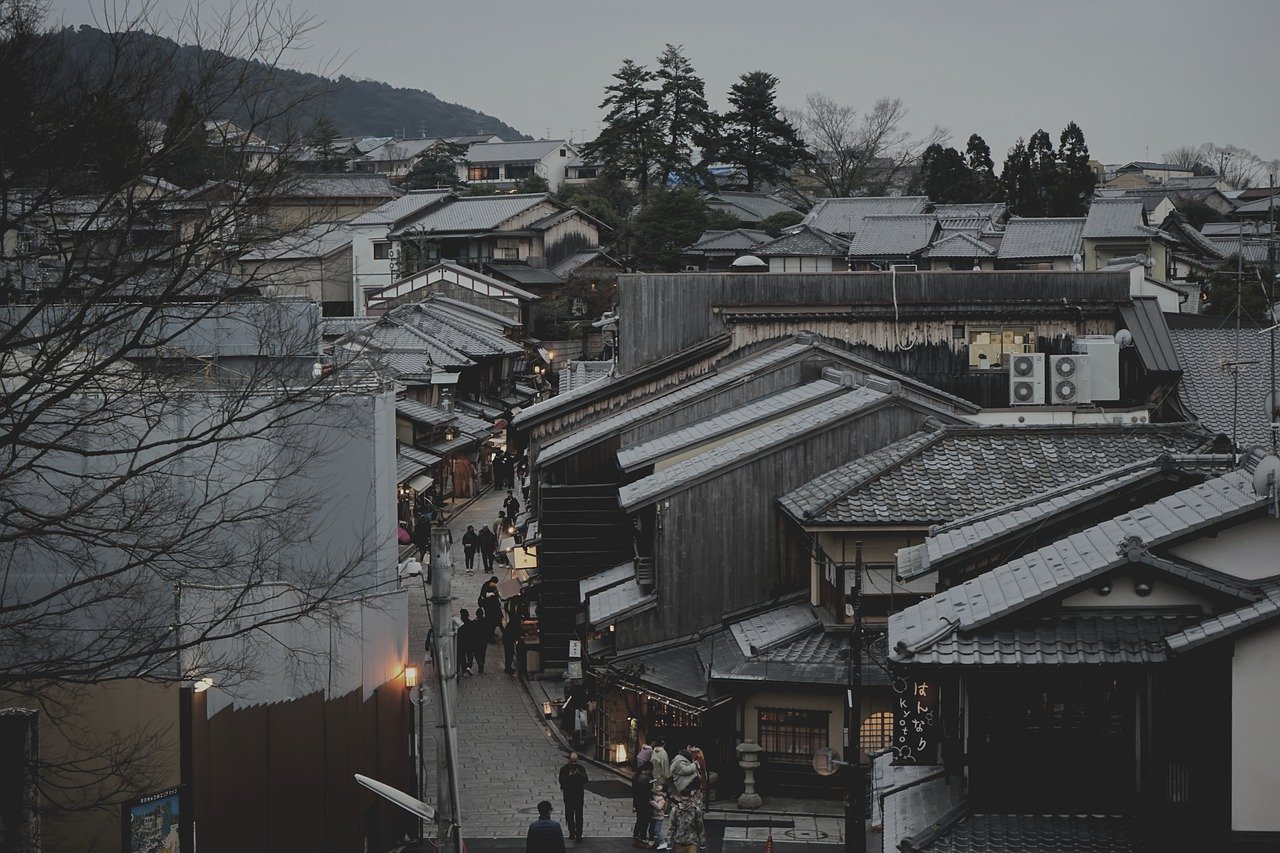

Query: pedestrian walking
left=479, top=582, right=502, bottom=644
left=462, top=525, right=479, bottom=572
left=632, top=761, right=655, bottom=847
left=651, top=738, right=671, bottom=789
left=466, top=608, right=488, bottom=674
left=558, top=752, right=588, bottom=841
left=494, top=510, right=509, bottom=539
left=636, top=742, right=653, bottom=770
left=650, top=779, right=669, bottom=850
left=503, top=612, right=522, bottom=673
left=666, top=793, right=705, bottom=853
left=526, top=800, right=566, bottom=853
left=504, top=489, right=521, bottom=523
left=478, top=525, right=497, bottom=573
left=412, top=510, right=432, bottom=561
left=457, top=610, right=475, bottom=676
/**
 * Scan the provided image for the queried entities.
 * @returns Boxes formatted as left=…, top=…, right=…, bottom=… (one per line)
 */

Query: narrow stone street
left=402, top=488, right=637, bottom=839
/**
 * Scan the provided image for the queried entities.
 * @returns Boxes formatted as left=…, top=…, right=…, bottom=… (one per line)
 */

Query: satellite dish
left=355, top=774, right=436, bottom=822
left=1114, top=329, right=1135, bottom=348
left=731, top=254, right=767, bottom=269
left=1253, top=455, right=1280, bottom=497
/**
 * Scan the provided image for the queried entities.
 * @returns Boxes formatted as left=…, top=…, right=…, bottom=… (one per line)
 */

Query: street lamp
left=405, top=666, right=419, bottom=689
left=405, top=665, right=427, bottom=841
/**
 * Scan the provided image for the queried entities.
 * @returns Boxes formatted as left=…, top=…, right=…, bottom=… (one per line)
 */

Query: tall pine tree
left=653, top=44, right=717, bottom=186
left=917, top=144, right=977, bottom=203
left=580, top=59, right=661, bottom=196
left=1055, top=121, right=1096, bottom=216
left=1025, top=129, right=1059, bottom=217
left=965, top=134, right=998, bottom=201
left=1001, top=138, right=1033, bottom=215
left=402, top=140, right=466, bottom=190
left=718, top=71, right=807, bottom=192
left=157, top=90, right=215, bottom=188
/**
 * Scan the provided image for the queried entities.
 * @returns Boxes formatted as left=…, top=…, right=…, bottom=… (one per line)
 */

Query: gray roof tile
left=923, top=231, right=996, bottom=259
left=800, top=196, right=930, bottom=237
left=396, top=400, right=455, bottom=426
left=618, top=385, right=890, bottom=510
left=846, top=214, right=937, bottom=257
left=686, top=228, right=773, bottom=252
left=390, top=194, right=552, bottom=235
left=348, top=190, right=453, bottom=226
left=705, top=192, right=800, bottom=223
left=754, top=226, right=850, bottom=257
left=1166, top=586, right=1280, bottom=653
left=889, top=469, right=1265, bottom=655
left=465, top=139, right=569, bottom=164
left=1083, top=197, right=1160, bottom=239
left=728, top=602, right=819, bottom=656
left=915, top=813, right=1144, bottom=852
left=240, top=222, right=353, bottom=260
left=278, top=173, right=397, bottom=199
left=997, top=217, right=1085, bottom=259
left=1170, top=326, right=1280, bottom=448
left=781, top=424, right=1204, bottom=526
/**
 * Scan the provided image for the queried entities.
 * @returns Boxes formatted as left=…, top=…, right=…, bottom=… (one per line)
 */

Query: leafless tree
left=794, top=93, right=949, bottom=197
left=0, top=0, right=395, bottom=833
left=1163, top=143, right=1280, bottom=189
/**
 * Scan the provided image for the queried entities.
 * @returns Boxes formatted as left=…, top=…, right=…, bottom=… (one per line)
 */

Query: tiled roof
left=348, top=190, right=453, bottom=226
left=558, top=360, right=614, bottom=395
left=1205, top=237, right=1270, bottom=263
left=686, top=228, right=773, bottom=252
left=392, top=301, right=523, bottom=357
left=485, top=263, right=563, bottom=286
left=705, top=192, right=799, bottom=223
left=1200, top=221, right=1269, bottom=238
left=845, top=214, right=937, bottom=257
left=889, top=469, right=1266, bottom=654
left=923, top=231, right=996, bottom=259
left=800, top=196, right=930, bottom=237
left=997, top=217, right=1085, bottom=259
left=537, top=340, right=811, bottom=466
left=906, top=612, right=1199, bottom=666
left=239, top=222, right=353, bottom=260
left=896, top=460, right=1170, bottom=580
left=616, top=380, right=843, bottom=472
left=464, top=139, right=568, bottom=164
left=781, top=425, right=1205, bottom=526
left=931, top=202, right=1007, bottom=224
left=618, top=385, right=890, bottom=510
left=877, top=753, right=961, bottom=853
left=278, top=173, right=398, bottom=199
left=753, top=226, right=850, bottom=257
left=396, top=400, right=454, bottom=426
left=1083, top=197, right=1159, bottom=239
left=551, top=248, right=622, bottom=278
left=1169, top=326, right=1280, bottom=447
left=359, top=138, right=441, bottom=163
left=399, top=445, right=443, bottom=467
left=1231, top=195, right=1280, bottom=216
left=1165, top=586, right=1280, bottom=653
left=397, top=452, right=428, bottom=483
left=1164, top=176, right=1226, bottom=190
left=390, top=194, right=551, bottom=235
left=910, top=813, right=1144, bottom=852
left=728, top=602, right=819, bottom=656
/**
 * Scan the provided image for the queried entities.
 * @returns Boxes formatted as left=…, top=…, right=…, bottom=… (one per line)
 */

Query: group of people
left=456, top=575, right=525, bottom=676
left=458, top=489, right=525, bottom=574
left=527, top=744, right=708, bottom=853
left=491, top=450, right=519, bottom=492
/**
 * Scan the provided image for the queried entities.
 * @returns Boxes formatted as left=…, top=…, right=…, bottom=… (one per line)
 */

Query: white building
left=459, top=140, right=578, bottom=192
left=347, top=190, right=455, bottom=313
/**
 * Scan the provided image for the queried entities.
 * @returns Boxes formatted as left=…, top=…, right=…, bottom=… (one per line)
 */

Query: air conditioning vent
left=1008, top=352, right=1045, bottom=406
left=1050, top=354, right=1091, bottom=405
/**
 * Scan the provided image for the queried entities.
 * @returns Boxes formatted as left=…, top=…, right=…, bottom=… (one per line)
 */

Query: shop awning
left=406, top=473, right=434, bottom=492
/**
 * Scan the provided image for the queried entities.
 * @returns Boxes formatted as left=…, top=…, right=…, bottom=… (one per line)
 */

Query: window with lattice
left=758, top=707, right=828, bottom=762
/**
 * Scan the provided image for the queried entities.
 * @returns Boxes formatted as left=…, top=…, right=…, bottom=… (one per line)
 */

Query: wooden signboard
left=891, top=672, right=939, bottom=765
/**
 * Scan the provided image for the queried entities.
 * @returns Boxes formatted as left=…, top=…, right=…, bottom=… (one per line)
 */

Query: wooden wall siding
left=192, top=684, right=412, bottom=853
left=617, top=401, right=946, bottom=650
left=618, top=271, right=1131, bottom=372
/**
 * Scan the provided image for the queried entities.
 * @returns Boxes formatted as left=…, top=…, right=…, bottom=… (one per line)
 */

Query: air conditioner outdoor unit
left=1050, top=354, right=1091, bottom=405
left=1009, top=352, right=1046, bottom=405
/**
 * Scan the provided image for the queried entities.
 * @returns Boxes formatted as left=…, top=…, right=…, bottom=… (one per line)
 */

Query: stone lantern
left=736, top=740, right=763, bottom=809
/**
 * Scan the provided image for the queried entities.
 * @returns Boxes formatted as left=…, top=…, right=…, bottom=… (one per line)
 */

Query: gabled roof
left=931, top=202, right=1007, bottom=224
left=1169, top=325, right=1280, bottom=448
left=846, top=214, right=937, bottom=257
left=485, top=263, right=563, bottom=286
left=348, top=190, right=455, bottom=226
left=359, top=138, right=442, bottom=163
left=1121, top=161, right=1194, bottom=173
left=1160, top=212, right=1225, bottom=260
left=1083, top=197, right=1161, bottom=240
left=619, top=385, right=893, bottom=511
left=390, top=194, right=553, bottom=236
left=1165, top=586, right=1280, bottom=653
left=780, top=424, right=1209, bottom=526
left=888, top=468, right=1267, bottom=656
left=239, top=222, right=353, bottom=260
left=704, top=191, right=799, bottom=223
left=685, top=228, right=772, bottom=252
left=464, top=139, right=569, bottom=164
left=367, top=260, right=539, bottom=306
left=996, top=217, right=1085, bottom=259
left=923, top=231, right=996, bottom=259
left=551, top=248, right=624, bottom=278
left=800, top=196, right=930, bottom=237
left=396, top=399, right=454, bottom=426
left=753, top=225, right=850, bottom=258
left=277, top=173, right=398, bottom=200
left=1163, top=175, right=1228, bottom=190
left=616, top=379, right=845, bottom=472
left=1231, top=195, right=1280, bottom=216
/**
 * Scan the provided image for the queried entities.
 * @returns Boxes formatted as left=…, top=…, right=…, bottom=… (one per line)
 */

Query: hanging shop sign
left=891, top=671, right=939, bottom=766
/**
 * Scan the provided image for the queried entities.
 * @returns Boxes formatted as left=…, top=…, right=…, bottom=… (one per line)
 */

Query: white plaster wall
left=1169, top=516, right=1280, bottom=581
left=1232, top=619, right=1280, bottom=832
left=350, top=222, right=396, bottom=312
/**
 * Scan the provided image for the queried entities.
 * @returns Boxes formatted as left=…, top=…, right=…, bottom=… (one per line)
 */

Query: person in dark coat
left=632, top=761, right=655, bottom=847
left=503, top=612, right=522, bottom=674
left=412, top=510, right=432, bottom=561
left=558, top=753, right=588, bottom=841
left=504, top=489, right=521, bottom=523
left=467, top=607, right=488, bottom=674
left=462, top=525, right=479, bottom=572
left=457, top=609, right=475, bottom=676
left=478, top=525, right=497, bottom=572
left=526, top=800, right=566, bottom=853
left=478, top=583, right=502, bottom=644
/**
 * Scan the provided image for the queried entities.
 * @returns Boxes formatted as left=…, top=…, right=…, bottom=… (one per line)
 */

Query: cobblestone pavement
left=402, top=489, right=637, bottom=839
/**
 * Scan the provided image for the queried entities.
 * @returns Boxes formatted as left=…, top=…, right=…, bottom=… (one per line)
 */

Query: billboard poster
left=891, top=672, right=940, bottom=765
left=121, top=786, right=188, bottom=853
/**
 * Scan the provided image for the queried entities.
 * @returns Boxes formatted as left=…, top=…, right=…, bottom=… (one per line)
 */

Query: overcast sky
left=51, top=0, right=1280, bottom=164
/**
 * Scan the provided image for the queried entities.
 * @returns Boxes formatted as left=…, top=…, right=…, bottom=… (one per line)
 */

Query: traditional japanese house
left=885, top=452, right=1280, bottom=851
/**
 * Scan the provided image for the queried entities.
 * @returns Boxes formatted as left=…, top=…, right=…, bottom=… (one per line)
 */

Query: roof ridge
left=793, top=427, right=947, bottom=521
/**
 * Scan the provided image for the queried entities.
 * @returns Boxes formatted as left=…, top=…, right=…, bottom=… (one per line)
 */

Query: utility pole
left=844, top=542, right=866, bottom=853
left=1270, top=173, right=1277, bottom=453
left=430, top=527, right=464, bottom=853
